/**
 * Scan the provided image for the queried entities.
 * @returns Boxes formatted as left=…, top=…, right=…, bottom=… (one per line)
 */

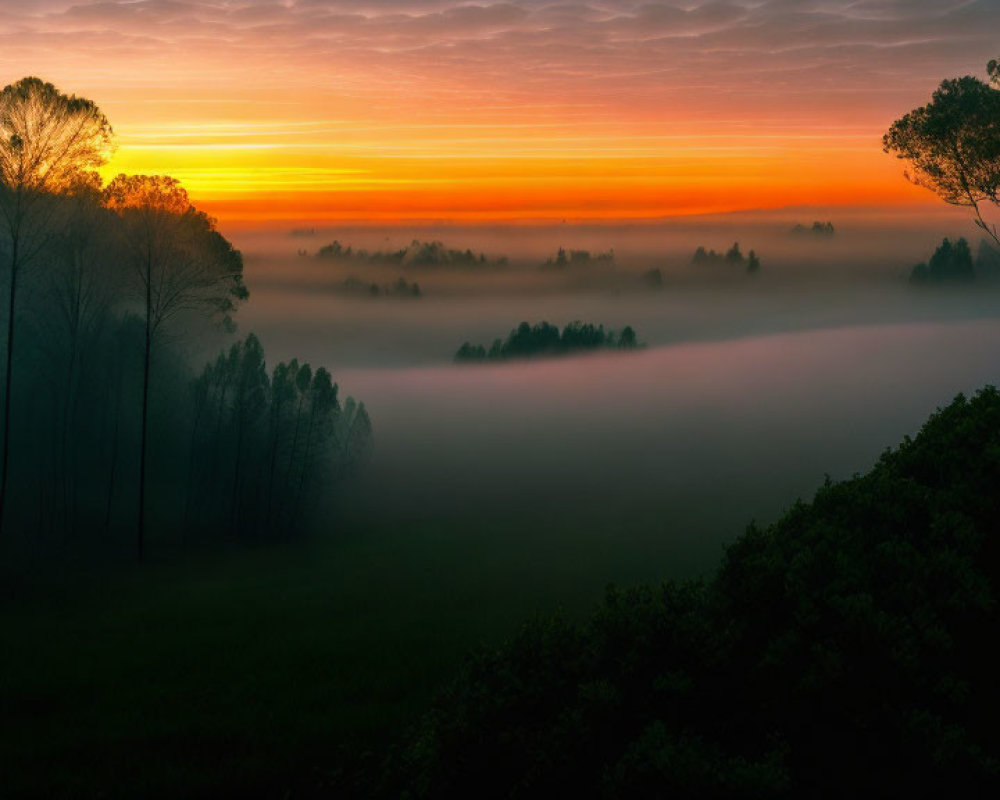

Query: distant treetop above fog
left=910, top=237, right=979, bottom=284
left=540, top=247, right=615, bottom=270
left=339, top=275, right=421, bottom=299
left=791, top=221, right=835, bottom=237
left=692, top=242, right=760, bottom=275
left=456, top=320, right=641, bottom=363
left=315, top=239, right=508, bottom=269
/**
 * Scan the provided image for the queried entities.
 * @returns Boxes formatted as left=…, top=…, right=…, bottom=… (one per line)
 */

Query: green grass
left=2, top=504, right=708, bottom=798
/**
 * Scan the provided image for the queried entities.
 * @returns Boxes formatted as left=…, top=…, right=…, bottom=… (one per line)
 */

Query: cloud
left=1, top=0, right=995, bottom=123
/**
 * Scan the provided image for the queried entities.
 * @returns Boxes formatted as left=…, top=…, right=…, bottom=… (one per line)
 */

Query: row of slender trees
left=0, top=77, right=370, bottom=557
left=185, top=337, right=371, bottom=540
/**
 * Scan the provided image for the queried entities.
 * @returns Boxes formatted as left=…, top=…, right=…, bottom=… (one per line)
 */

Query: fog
left=230, top=219, right=1000, bottom=581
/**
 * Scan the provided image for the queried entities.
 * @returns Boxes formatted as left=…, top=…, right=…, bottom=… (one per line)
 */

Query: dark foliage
left=883, top=66, right=1000, bottom=246
left=455, top=320, right=641, bottom=362
left=790, top=221, right=835, bottom=237
left=910, top=237, right=975, bottom=283
left=641, top=268, right=664, bottom=288
left=316, top=239, right=508, bottom=269
left=541, top=247, right=615, bottom=270
left=387, top=387, right=1000, bottom=798
left=341, top=275, right=422, bottom=298
left=692, top=242, right=761, bottom=273
left=185, top=336, right=373, bottom=540
left=0, top=78, right=373, bottom=555
left=975, top=239, right=1000, bottom=279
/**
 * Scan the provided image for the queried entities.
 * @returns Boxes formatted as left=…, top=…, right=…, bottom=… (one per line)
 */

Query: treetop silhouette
left=0, top=76, right=116, bottom=533
left=0, top=76, right=115, bottom=196
left=883, top=61, right=1000, bottom=245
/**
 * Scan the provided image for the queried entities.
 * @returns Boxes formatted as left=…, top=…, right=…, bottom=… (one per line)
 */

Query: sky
left=0, top=0, right=996, bottom=224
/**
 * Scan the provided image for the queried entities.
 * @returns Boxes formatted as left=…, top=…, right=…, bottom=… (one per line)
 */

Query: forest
left=455, top=320, right=640, bottom=361
left=0, top=78, right=372, bottom=557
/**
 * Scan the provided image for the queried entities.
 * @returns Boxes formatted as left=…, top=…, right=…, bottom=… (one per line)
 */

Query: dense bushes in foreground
left=384, top=387, right=1000, bottom=798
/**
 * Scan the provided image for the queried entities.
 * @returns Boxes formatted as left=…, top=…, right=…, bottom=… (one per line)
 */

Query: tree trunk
left=0, top=233, right=19, bottom=534
left=137, top=257, right=152, bottom=561
left=230, top=402, right=244, bottom=538
left=182, top=386, right=207, bottom=534
left=293, top=404, right=318, bottom=528
left=265, top=400, right=284, bottom=531
left=104, top=382, right=122, bottom=534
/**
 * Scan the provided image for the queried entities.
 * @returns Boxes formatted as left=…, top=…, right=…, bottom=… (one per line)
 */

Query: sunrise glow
left=3, top=1, right=995, bottom=222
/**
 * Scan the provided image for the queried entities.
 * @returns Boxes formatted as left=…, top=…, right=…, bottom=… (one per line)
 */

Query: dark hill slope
left=385, top=387, right=1000, bottom=799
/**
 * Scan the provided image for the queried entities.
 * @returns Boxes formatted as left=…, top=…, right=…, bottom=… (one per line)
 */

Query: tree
left=883, top=63, right=1000, bottom=245
left=103, top=174, right=247, bottom=559
left=228, top=334, right=267, bottom=536
left=618, top=326, right=637, bottom=349
left=35, top=186, right=118, bottom=532
left=265, top=360, right=296, bottom=527
left=910, top=237, right=974, bottom=283
left=0, top=76, right=115, bottom=532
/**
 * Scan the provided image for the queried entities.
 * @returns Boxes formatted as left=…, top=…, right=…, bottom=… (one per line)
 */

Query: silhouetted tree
left=285, top=360, right=313, bottom=517
left=33, top=187, right=118, bottom=532
left=747, top=250, right=760, bottom=274
left=456, top=320, right=643, bottom=361
left=183, top=341, right=370, bottom=539
left=104, top=174, right=247, bottom=559
left=455, top=342, right=487, bottom=361
left=910, top=237, right=975, bottom=283
left=228, top=334, right=267, bottom=536
left=791, top=221, right=835, bottom=237
left=641, top=268, right=663, bottom=288
left=292, top=367, right=338, bottom=525
left=0, top=76, right=115, bottom=532
left=884, top=62, right=1000, bottom=245
left=265, top=360, right=295, bottom=527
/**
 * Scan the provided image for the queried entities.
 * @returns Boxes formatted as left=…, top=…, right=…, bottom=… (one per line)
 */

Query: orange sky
left=1, top=1, right=996, bottom=224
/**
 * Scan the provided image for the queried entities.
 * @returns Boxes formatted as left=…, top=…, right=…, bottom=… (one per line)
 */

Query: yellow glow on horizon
left=100, top=119, right=934, bottom=224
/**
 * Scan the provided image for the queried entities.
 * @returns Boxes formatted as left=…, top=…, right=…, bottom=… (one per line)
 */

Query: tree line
left=790, top=221, right=835, bottom=237
left=691, top=242, right=760, bottom=273
left=0, top=77, right=371, bottom=557
left=456, top=320, right=641, bottom=362
left=317, top=238, right=509, bottom=269
left=541, top=247, right=615, bottom=270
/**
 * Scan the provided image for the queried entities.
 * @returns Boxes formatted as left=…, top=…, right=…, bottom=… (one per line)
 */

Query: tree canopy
left=385, top=386, right=1000, bottom=798
left=104, top=174, right=248, bottom=334
left=883, top=64, right=1000, bottom=245
left=0, top=76, right=115, bottom=198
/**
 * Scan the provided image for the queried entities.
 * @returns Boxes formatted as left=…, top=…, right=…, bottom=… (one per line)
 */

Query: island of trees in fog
left=456, top=320, right=641, bottom=362
left=316, top=238, right=509, bottom=269
left=541, top=246, right=615, bottom=269
left=691, top=242, right=760, bottom=273
left=790, top=220, right=836, bottom=237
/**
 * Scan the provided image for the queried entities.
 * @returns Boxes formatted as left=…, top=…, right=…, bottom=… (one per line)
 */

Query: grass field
left=2, top=501, right=713, bottom=797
